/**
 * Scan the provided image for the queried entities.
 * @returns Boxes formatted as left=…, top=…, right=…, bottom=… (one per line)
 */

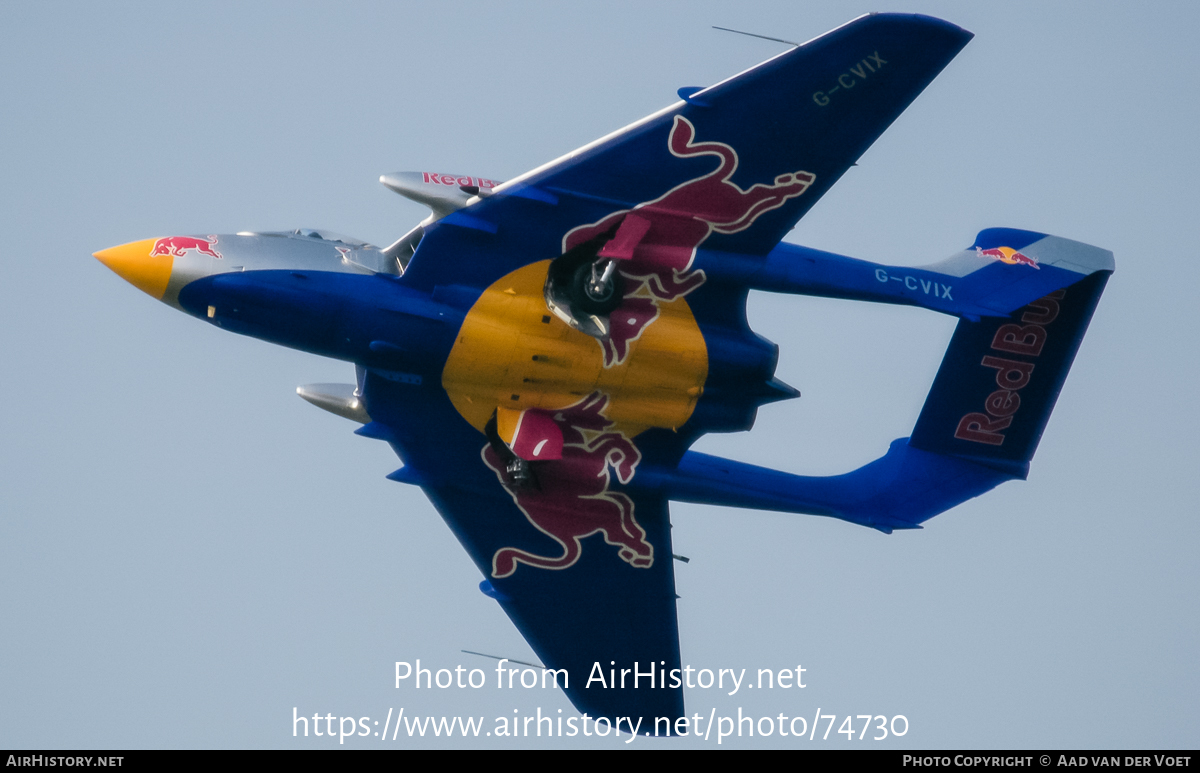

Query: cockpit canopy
left=285, top=228, right=375, bottom=248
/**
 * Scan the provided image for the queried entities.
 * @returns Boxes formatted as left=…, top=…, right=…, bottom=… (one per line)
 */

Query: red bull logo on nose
left=977, top=245, right=1039, bottom=269
left=564, top=115, right=815, bottom=366
left=484, top=393, right=651, bottom=578
left=150, top=235, right=223, bottom=260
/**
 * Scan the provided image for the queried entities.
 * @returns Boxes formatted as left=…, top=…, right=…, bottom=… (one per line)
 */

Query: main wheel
left=568, top=261, right=625, bottom=316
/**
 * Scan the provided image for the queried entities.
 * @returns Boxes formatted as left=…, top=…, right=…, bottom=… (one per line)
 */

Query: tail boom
left=640, top=441, right=1015, bottom=533
left=697, top=228, right=1114, bottom=320
left=658, top=232, right=1112, bottom=530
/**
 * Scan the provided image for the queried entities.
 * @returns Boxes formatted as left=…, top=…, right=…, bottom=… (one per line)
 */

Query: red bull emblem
left=976, top=245, right=1039, bottom=269
left=564, top=115, right=816, bottom=366
left=484, top=393, right=651, bottom=578
left=150, top=235, right=223, bottom=260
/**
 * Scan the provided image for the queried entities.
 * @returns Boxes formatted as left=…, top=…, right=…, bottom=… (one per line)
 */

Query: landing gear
left=568, top=260, right=624, bottom=317
left=505, top=457, right=533, bottom=488
left=545, top=222, right=626, bottom=339
left=485, top=410, right=536, bottom=489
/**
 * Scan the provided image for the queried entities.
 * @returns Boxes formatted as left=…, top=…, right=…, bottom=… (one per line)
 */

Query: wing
left=360, top=370, right=684, bottom=726
left=361, top=14, right=973, bottom=728
left=400, top=13, right=972, bottom=293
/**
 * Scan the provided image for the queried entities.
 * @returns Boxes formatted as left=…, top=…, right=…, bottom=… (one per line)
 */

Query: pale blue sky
left=2, top=1, right=1197, bottom=748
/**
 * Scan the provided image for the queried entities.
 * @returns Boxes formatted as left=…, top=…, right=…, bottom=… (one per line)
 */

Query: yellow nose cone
left=94, top=239, right=174, bottom=300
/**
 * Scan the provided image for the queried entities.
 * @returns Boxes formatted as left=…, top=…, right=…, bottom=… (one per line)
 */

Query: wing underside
left=362, top=371, right=685, bottom=726
left=359, top=13, right=978, bottom=729
left=400, top=14, right=973, bottom=294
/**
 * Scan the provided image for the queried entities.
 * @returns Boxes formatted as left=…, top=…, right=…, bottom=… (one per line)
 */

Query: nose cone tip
left=94, top=239, right=173, bottom=300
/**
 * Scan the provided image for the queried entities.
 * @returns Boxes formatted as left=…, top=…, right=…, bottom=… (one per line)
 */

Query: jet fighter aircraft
left=95, top=13, right=1113, bottom=731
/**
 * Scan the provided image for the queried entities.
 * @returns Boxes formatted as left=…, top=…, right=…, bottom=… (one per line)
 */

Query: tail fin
left=909, top=259, right=1111, bottom=475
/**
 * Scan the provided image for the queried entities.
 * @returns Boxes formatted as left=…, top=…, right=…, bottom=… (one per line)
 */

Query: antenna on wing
left=712, top=26, right=799, bottom=47
left=461, top=650, right=545, bottom=669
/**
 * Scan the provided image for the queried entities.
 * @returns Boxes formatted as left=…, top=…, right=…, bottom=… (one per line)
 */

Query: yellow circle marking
left=443, top=260, right=707, bottom=438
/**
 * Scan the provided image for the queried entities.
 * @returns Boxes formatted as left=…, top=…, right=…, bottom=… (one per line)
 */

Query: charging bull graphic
left=601, top=295, right=662, bottom=367
left=483, top=393, right=651, bottom=578
left=977, top=245, right=1040, bottom=269
left=150, top=235, right=223, bottom=260
left=564, top=115, right=815, bottom=366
